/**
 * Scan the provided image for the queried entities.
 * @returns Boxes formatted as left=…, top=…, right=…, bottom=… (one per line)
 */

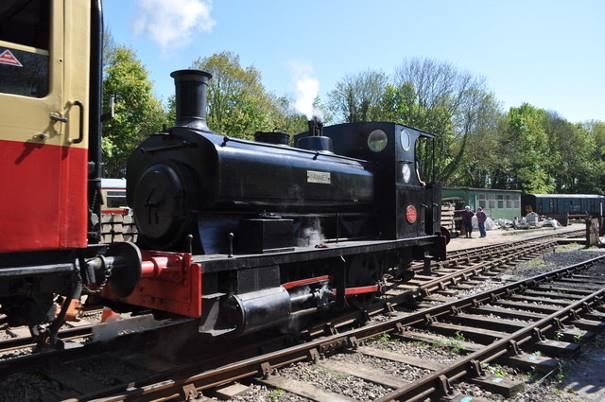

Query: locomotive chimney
left=308, top=116, right=324, bottom=136
left=296, top=116, right=333, bottom=152
left=170, top=69, right=212, bottom=130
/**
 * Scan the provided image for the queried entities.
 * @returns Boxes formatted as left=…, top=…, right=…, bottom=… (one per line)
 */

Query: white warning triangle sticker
left=0, top=49, right=23, bottom=67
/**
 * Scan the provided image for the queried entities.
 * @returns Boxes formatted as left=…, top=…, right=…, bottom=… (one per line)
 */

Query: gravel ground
left=0, top=346, right=33, bottom=361
left=443, top=246, right=605, bottom=300
left=279, top=361, right=392, bottom=401
left=71, top=355, right=147, bottom=385
left=455, top=381, right=505, bottom=401
left=508, top=246, right=605, bottom=279
left=484, top=248, right=605, bottom=402
left=455, top=277, right=510, bottom=297
left=204, top=383, right=310, bottom=402
left=330, top=351, right=430, bottom=381
left=235, top=246, right=605, bottom=402
left=0, top=372, right=64, bottom=402
left=366, top=336, right=460, bottom=363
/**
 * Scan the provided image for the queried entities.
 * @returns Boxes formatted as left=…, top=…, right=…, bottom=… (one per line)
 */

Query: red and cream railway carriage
left=0, top=1, right=131, bottom=344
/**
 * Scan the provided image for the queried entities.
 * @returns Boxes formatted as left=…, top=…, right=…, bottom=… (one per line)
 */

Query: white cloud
left=134, top=0, right=216, bottom=51
left=290, top=60, right=320, bottom=119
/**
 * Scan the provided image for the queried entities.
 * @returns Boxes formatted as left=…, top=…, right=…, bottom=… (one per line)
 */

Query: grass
left=502, top=230, right=533, bottom=236
left=267, top=388, right=284, bottom=402
left=553, top=244, right=583, bottom=253
left=375, top=333, right=391, bottom=343
left=484, top=364, right=507, bottom=377
left=449, top=331, right=467, bottom=354
left=433, top=331, right=467, bottom=354
left=519, top=257, right=547, bottom=268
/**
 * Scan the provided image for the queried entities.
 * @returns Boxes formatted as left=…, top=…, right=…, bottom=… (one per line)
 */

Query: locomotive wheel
left=440, top=226, right=451, bottom=244
left=345, top=254, right=384, bottom=310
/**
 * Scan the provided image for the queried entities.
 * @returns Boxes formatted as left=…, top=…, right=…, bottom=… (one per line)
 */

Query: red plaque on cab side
left=406, top=205, right=417, bottom=223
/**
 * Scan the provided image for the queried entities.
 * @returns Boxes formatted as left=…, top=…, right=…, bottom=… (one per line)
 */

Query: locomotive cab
left=305, top=122, right=443, bottom=242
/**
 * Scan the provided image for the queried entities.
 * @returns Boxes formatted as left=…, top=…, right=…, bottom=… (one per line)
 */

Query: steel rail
left=82, top=254, right=605, bottom=402
left=377, top=257, right=605, bottom=401
left=442, top=228, right=583, bottom=258
left=416, top=240, right=556, bottom=296
left=303, top=238, right=558, bottom=339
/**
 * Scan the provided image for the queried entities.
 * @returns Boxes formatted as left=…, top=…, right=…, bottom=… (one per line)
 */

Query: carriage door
left=0, top=0, right=90, bottom=252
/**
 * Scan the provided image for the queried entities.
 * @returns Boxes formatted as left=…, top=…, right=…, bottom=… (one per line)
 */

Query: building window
left=477, top=193, right=487, bottom=209
left=0, top=0, right=50, bottom=98
left=505, top=195, right=513, bottom=208
left=497, top=194, right=504, bottom=208
left=488, top=194, right=497, bottom=209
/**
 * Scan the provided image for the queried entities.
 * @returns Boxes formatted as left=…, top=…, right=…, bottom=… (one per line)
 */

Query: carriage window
left=0, top=0, right=50, bottom=97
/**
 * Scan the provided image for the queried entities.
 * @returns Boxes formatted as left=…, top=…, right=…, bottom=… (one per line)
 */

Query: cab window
left=0, top=0, right=50, bottom=97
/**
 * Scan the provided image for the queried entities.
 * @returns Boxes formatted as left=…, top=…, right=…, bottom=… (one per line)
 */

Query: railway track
left=0, top=231, right=576, bottom=360
left=76, top=252, right=605, bottom=402
left=0, top=230, right=591, bottom=401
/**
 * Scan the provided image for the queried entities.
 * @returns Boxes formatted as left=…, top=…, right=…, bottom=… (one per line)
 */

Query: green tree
left=102, top=47, right=166, bottom=177
left=327, top=70, right=388, bottom=122
left=327, top=59, right=498, bottom=184
left=271, top=95, right=311, bottom=134
left=587, top=121, right=605, bottom=193
left=192, top=52, right=285, bottom=139
left=394, top=59, right=498, bottom=183
left=543, top=113, right=595, bottom=192
left=452, top=105, right=504, bottom=188
left=499, top=104, right=553, bottom=193
left=586, top=120, right=605, bottom=160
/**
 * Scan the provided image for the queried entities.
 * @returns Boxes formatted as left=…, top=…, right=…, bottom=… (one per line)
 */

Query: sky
left=104, top=0, right=605, bottom=122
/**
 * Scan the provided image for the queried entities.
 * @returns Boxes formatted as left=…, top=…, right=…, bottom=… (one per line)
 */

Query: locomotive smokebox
left=171, top=69, right=212, bottom=130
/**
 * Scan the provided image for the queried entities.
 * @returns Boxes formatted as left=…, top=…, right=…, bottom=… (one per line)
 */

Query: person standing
left=461, top=206, right=474, bottom=238
left=476, top=207, right=487, bottom=238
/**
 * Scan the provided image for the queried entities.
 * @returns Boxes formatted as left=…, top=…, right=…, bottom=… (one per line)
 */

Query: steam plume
left=290, top=60, right=320, bottom=119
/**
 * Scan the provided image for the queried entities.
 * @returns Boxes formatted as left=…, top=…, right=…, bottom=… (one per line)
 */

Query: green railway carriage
left=522, top=193, right=604, bottom=225
left=443, top=187, right=522, bottom=220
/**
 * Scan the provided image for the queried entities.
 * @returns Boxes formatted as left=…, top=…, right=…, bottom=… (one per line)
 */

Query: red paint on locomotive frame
left=282, top=275, right=331, bottom=289
left=0, top=139, right=87, bottom=252
left=104, top=251, right=202, bottom=318
left=342, top=284, right=380, bottom=296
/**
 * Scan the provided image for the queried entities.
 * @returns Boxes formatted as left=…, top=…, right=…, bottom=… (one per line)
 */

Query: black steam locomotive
left=102, top=70, right=446, bottom=336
